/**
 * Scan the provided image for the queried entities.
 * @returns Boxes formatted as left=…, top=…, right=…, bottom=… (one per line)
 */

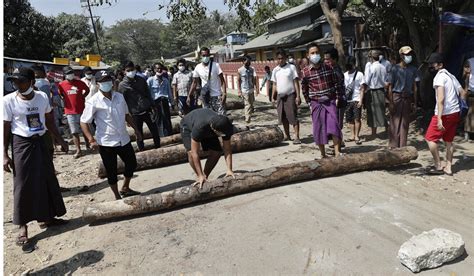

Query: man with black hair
left=271, top=49, right=302, bottom=144
left=4, top=67, right=69, bottom=250
left=148, top=62, right=174, bottom=136
left=238, top=55, right=258, bottom=124
left=135, top=65, right=147, bottom=79
left=58, top=66, right=90, bottom=158
left=172, top=59, right=194, bottom=115
left=364, top=50, right=388, bottom=139
left=260, top=65, right=272, bottom=102
left=32, top=64, right=51, bottom=99
left=81, top=70, right=143, bottom=199
left=81, top=66, right=99, bottom=101
left=181, top=108, right=235, bottom=188
left=119, top=61, right=161, bottom=151
left=188, top=47, right=227, bottom=115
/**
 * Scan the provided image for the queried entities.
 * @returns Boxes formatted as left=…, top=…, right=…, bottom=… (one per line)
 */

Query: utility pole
left=86, top=0, right=102, bottom=55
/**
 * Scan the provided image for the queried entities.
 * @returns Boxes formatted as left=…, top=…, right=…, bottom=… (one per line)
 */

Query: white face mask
left=65, top=73, right=75, bottom=80
left=288, top=58, right=295, bottom=64
left=379, top=55, right=384, bottom=61
left=20, top=86, right=34, bottom=96
left=99, top=81, right=113, bottom=93
left=202, top=56, right=210, bottom=64
left=156, top=71, right=163, bottom=77
left=85, top=73, right=93, bottom=79
left=309, top=54, right=321, bottom=64
left=403, top=55, right=413, bottom=64
left=126, top=70, right=136, bottom=79
left=178, top=66, right=185, bottom=72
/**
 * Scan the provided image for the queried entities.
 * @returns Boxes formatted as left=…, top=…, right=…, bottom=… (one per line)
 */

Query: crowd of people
left=2, top=44, right=473, bottom=251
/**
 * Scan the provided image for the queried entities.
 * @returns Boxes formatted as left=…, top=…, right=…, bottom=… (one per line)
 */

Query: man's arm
left=413, top=81, right=418, bottom=108
left=294, top=78, right=301, bottom=105
left=166, top=80, right=174, bottom=106
left=387, top=82, right=394, bottom=113
left=254, top=75, right=259, bottom=95
left=3, top=121, right=13, bottom=172
left=436, top=86, right=445, bottom=130
left=46, top=112, right=68, bottom=152
left=222, top=139, right=233, bottom=177
left=272, top=83, right=278, bottom=102
left=188, top=78, right=199, bottom=101
left=219, top=73, right=227, bottom=103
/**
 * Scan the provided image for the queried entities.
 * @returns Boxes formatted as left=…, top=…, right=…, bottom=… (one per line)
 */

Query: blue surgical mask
left=309, top=54, right=321, bottom=64
left=99, top=81, right=113, bottom=93
left=403, top=55, right=413, bottom=64
left=202, top=56, right=210, bottom=64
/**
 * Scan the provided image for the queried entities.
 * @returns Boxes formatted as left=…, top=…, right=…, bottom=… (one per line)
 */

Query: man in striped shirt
left=302, top=43, right=344, bottom=158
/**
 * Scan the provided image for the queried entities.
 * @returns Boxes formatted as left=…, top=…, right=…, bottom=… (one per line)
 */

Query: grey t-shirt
left=181, top=109, right=232, bottom=142
left=388, top=64, right=419, bottom=94
left=238, top=66, right=257, bottom=93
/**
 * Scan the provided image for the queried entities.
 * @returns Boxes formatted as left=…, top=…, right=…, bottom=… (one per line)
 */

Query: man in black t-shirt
left=180, top=109, right=235, bottom=188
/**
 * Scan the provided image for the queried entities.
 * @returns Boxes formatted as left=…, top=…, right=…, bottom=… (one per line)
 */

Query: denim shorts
left=67, top=114, right=82, bottom=134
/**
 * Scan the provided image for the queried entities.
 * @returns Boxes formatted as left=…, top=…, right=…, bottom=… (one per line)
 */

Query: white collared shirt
left=365, top=61, right=387, bottom=89
left=80, top=91, right=131, bottom=147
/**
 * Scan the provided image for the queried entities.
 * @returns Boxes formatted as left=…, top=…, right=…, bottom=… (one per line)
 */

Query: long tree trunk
left=98, top=126, right=284, bottom=178
left=320, top=0, right=349, bottom=65
left=169, top=101, right=245, bottom=116
left=128, top=122, right=181, bottom=141
left=85, top=146, right=418, bottom=222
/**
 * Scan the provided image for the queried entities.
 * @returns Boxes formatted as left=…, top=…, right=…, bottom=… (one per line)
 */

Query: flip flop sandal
left=119, top=189, right=141, bottom=198
left=426, top=168, right=445, bottom=175
left=345, top=138, right=355, bottom=142
left=73, top=152, right=83, bottom=159
left=443, top=170, right=454, bottom=176
left=293, top=139, right=301, bottom=145
left=355, top=140, right=362, bottom=145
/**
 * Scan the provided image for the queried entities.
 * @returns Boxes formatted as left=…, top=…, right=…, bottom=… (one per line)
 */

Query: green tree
left=4, top=0, right=57, bottom=60
left=54, top=13, right=96, bottom=58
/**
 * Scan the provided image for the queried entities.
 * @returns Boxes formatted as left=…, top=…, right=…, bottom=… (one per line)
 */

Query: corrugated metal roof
left=265, top=1, right=320, bottom=24
left=239, top=23, right=320, bottom=51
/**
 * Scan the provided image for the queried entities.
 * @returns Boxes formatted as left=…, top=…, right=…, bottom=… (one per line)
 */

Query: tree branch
left=337, top=0, right=350, bottom=15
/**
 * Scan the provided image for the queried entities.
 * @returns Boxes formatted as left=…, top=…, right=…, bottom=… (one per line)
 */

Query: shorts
left=425, top=113, right=460, bottom=142
left=345, top=101, right=362, bottom=123
left=66, top=114, right=82, bottom=134
left=180, top=122, right=222, bottom=152
left=277, top=93, right=298, bottom=125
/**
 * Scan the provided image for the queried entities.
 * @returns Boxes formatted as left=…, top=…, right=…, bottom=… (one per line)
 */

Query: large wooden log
left=84, top=147, right=418, bottom=222
left=98, top=126, right=284, bottom=178
left=132, top=125, right=250, bottom=152
left=128, top=122, right=181, bottom=142
left=169, top=101, right=245, bottom=116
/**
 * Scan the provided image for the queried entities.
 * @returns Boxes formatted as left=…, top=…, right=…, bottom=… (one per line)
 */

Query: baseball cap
left=83, top=66, right=93, bottom=74
left=94, top=70, right=113, bottom=82
left=210, top=115, right=233, bottom=137
left=63, top=66, right=74, bottom=74
left=399, top=46, right=413, bottom=55
left=427, top=52, right=445, bottom=64
left=6, top=67, right=35, bottom=82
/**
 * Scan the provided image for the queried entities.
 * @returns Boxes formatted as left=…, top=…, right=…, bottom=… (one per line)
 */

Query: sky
left=29, top=0, right=231, bottom=26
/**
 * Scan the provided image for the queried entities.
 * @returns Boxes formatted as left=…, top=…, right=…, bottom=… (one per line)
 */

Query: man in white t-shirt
left=344, top=57, right=366, bottom=144
left=81, top=66, right=99, bottom=101
left=271, top=49, right=302, bottom=144
left=188, top=47, right=227, bottom=115
left=425, top=53, right=465, bottom=176
left=3, top=67, right=69, bottom=250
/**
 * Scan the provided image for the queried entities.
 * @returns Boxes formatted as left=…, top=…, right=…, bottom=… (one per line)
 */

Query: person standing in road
left=148, top=62, right=175, bottom=136
left=237, top=56, right=259, bottom=124
left=81, top=70, right=143, bottom=199
left=58, top=66, right=90, bottom=158
left=3, top=67, right=69, bottom=251
left=119, top=61, right=161, bottom=151
left=172, top=59, right=195, bottom=116
left=272, top=49, right=302, bottom=144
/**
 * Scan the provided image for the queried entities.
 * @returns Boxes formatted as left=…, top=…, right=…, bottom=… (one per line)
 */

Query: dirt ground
left=3, top=93, right=474, bottom=275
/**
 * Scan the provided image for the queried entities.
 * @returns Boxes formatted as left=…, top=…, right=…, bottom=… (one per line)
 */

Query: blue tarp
left=441, top=12, right=474, bottom=28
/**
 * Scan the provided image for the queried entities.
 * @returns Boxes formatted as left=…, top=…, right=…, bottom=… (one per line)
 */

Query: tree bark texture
left=85, top=146, right=418, bottom=222
left=320, top=0, right=349, bottom=65
left=98, top=126, right=284, bottom=178
left=128, top=122, right=181, bottom=141
left=169, top=101, right=245, bottom=116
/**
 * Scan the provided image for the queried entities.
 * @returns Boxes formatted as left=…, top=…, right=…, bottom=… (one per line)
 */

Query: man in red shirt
left=58, top=66, right=90, bottom=158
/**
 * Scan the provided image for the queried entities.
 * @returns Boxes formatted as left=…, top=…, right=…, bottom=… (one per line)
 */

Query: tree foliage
left=54, top=13, right=96, bottom=58
left=4, top=0, right=57, bottom=60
